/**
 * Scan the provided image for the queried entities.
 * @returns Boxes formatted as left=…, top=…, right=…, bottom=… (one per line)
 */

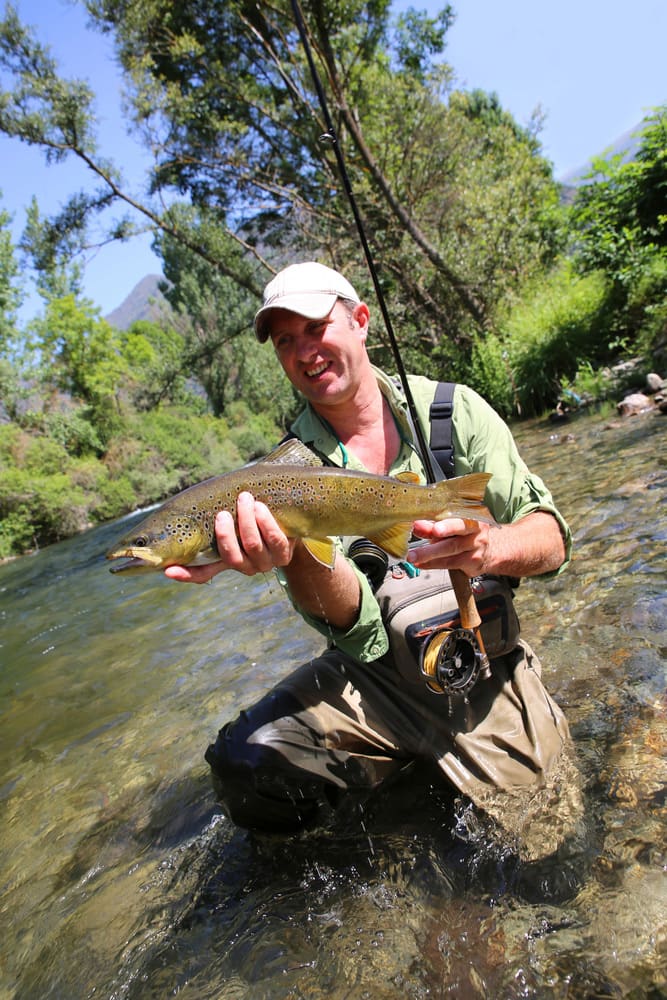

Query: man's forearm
left=282, top=541, right=362, bottom=631
left=487, top=511, right=567, bottom=578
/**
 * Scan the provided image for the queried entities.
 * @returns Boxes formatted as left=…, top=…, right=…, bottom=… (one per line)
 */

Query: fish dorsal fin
left=302, top=536, right=337, bottom=568
left=261, top=439, right=324, bottom=467
left=366, top=522, right=413, bottom=560
left=395, top=471, right=421, bottom=484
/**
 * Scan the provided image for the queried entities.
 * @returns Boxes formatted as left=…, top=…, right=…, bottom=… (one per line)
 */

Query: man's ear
left=353, top=302, right=370, bottom=342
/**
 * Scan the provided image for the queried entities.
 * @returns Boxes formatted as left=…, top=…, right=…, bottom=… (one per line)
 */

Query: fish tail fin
left=437, top=472, right=497, bottom=525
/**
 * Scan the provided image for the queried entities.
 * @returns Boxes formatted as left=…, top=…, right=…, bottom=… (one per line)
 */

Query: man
left=166, top=261, right=574, bottom=837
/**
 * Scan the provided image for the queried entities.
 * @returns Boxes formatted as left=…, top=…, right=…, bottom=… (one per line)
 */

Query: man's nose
left=296, top=334, right=320, bottom=361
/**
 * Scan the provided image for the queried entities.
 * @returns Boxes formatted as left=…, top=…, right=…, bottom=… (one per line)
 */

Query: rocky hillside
left=105, top=274, right=168, bottom=329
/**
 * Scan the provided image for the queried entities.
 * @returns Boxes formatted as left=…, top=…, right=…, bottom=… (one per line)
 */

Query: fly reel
left=420, top=626, right=490, bottom=698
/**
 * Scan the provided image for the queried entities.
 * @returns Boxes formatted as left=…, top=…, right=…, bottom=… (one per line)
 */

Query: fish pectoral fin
left=366, top=522, right=413, bottom=560
left=395, top=471, right=421, bottom=484
left=188, top=548, right=222, bottom=566
left=302, top=536, right=337, bottom=568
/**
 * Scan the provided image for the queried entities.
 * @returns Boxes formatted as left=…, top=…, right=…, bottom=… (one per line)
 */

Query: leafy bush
left=496, top=267, right=611, bottom=415
left=0, top=466, right=88, bottom=557
left=628, top=252, right=667, bottom=360
left=90, top=471, right=137, bottom=522
left=465, top=331, right=517, bottom=418
left=566, top=108, right=667, bottom=356
left=102, top=435, right=186, bottom=506
left=225, top=400, right=281, bottom=458
left=126, top=406, right=245, bottom=481
left=40, top=407, right=104, bottom=455
left=16, top=431, right=71, bottom=476
left=0, top=423, right=25, bottom=464
left=558, top=361, right=616, bottom=405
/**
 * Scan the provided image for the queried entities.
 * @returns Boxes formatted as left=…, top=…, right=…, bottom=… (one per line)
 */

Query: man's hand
left=164, top=489, right=362, bottom=633
left=409, top=510, right=567, bottom=580
left=409, top=517, right=490, bottom=578
left=164, top=491, right=295, bottom=584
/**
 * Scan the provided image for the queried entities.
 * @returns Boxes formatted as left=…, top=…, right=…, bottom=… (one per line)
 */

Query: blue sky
left=1, top=0, right=665, bottom=323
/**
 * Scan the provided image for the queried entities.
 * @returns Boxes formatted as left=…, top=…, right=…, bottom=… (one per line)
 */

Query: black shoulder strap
left=429, top=381, right=456, bottom=479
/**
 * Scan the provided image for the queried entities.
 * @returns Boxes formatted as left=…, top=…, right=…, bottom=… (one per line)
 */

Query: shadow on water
left=1, top=406, right=665, bottom=999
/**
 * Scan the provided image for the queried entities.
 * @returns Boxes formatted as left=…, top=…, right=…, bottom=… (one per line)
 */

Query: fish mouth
left=106, top=547, right=164, bottom=573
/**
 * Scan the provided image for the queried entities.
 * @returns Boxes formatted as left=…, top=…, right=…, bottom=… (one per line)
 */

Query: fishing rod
left=290, top=0, right=490, bottom=692
left=289, top=0, right=436, bottom=484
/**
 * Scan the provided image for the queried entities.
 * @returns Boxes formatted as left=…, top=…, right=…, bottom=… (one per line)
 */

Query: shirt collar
left=289, top=366, right=418, bottom=471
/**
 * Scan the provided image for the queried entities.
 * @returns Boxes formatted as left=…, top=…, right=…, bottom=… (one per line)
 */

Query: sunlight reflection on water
left=1, top=406, right=665, bottom=998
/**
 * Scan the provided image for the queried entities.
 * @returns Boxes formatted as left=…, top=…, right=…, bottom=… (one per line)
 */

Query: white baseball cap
left=254, top=261, right=360, bottom=342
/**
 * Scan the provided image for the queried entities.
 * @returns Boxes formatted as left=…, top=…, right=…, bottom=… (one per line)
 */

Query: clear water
left=1, top=406, right=665, bottom=999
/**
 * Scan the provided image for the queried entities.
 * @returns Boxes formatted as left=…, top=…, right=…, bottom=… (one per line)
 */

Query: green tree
left=567, top=106, right=667, bottom=348
left=29, top=293, right=128, bottom=441
left=570, top=107, right=667, bottom=272
left=0, top=197, right=23, bottom=357
left=118, top=318, right=188, bottom=409
left=156, top=207, right=296, bottom=421
left=0, top=1, right=562, bottom=367
left=0, top=196, right=29, bottom=425
left=21, top=197, right=86, bottom=301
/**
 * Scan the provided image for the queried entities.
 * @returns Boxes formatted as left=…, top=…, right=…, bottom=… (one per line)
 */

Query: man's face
left=268, top=300, right=370, bottom=409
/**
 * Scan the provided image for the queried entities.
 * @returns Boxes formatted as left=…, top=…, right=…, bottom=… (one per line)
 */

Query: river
left=1, top=404, right=665, bottom=999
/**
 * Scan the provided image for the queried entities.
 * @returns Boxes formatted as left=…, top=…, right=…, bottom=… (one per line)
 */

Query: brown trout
left=106, top=439, right=495, bottom=573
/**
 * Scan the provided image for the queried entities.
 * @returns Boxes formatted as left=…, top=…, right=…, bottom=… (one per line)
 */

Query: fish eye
left=133, top=535, right=148, bottom=547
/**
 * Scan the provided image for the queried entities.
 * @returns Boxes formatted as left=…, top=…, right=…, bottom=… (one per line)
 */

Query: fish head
left=106, top=511, right=213, bottom=573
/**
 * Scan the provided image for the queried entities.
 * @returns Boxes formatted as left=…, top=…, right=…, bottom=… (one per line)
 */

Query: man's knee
left=205, top=749, right=320, bottom=832
left=204, top=692, right=325, bottom=832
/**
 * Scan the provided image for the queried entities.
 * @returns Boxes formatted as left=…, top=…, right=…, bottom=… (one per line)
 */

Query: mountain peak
left=105, top=274, right=167, bottom=330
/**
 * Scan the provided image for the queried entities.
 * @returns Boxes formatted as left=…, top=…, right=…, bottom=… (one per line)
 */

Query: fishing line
left=289, top=0, right=437, bottom=485
left=290, top=0, right=489, bottom=670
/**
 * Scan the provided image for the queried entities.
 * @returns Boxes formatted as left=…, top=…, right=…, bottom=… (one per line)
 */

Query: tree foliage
left=570, top=108, right=667, bottom=272
left=568, top=107, right=667, bottom=351
left=0, top=0, right=563, bottom=365
left=0, top=200, right=23, bottom=356
left=569, top=109, right=666, bottom=288
left=118, top=318, right=188, bottom=409
left=154, top=205, right=296, bottom=420
left=0, top=4, right=663, bottom=556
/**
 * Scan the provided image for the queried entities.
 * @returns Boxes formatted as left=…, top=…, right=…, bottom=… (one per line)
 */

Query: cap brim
left=254, top=292, right=338, bottom=343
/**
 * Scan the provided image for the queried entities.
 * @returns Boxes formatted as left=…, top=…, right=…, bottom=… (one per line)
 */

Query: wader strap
left=429, top=381, right=456, bottom=480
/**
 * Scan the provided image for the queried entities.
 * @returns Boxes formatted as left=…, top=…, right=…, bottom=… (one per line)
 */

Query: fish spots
left=107, top=461, right=493, bottom=573
left=165, top=516, right=200, bottom=545
left=263, top=481, right=314, bottom=508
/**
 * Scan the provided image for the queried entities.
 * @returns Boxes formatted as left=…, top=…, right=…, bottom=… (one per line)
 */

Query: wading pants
left=204, top=639, right=571, bottom=832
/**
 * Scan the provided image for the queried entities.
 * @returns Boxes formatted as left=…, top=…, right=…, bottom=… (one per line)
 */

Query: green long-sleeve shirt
left=278, top=368, right=571, bottom=663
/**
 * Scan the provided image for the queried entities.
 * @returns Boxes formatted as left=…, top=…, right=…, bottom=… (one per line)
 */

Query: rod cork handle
left=450, top=568, right=483, bottom=635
